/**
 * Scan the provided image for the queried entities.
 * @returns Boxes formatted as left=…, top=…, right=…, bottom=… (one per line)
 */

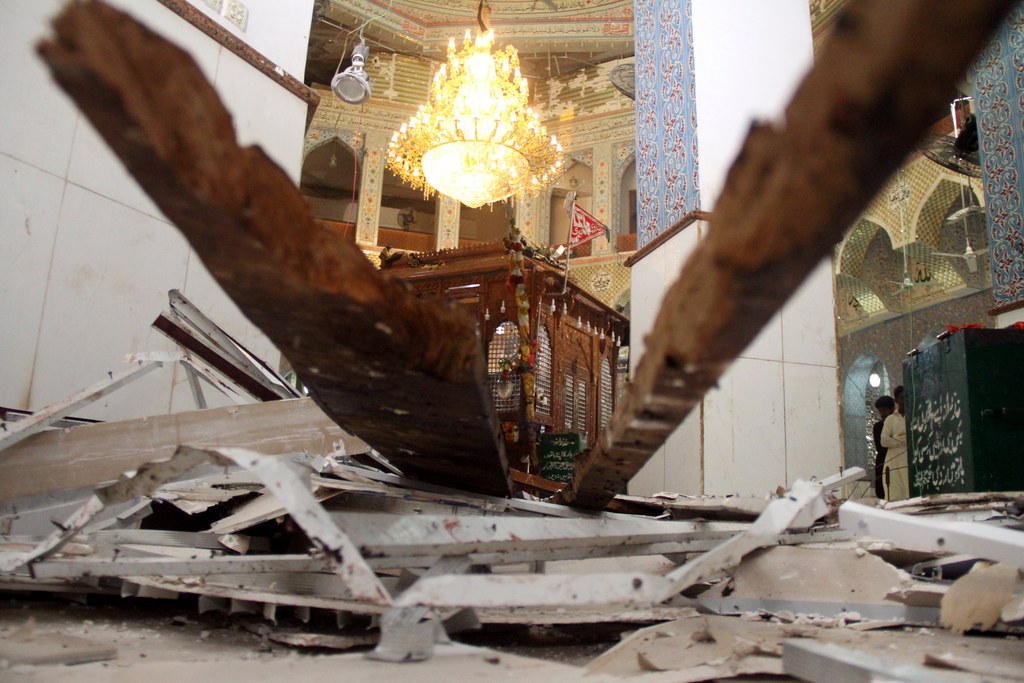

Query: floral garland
left=505, top=222, right=536, bottom=422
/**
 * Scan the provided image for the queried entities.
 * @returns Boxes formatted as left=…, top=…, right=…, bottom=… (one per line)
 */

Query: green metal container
left=905, top=328, right=1024, bottom=496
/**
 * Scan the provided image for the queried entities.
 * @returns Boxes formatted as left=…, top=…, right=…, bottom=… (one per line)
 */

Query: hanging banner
left=568, top=204, right=609, bottom=248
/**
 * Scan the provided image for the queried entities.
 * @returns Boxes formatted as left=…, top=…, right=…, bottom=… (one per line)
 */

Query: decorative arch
left=300, top=135, right=362, bottom=227
left=841, top=353, right=892, bottom=496
left=911, top=177, right=965, bottom=248
left=838, top=219, right=886, bottom=278
left=303, top=130, right=362, bottom=161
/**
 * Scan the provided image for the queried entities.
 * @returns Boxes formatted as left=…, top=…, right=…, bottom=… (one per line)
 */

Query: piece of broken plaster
left=940, top=562, right=1019, bottom=635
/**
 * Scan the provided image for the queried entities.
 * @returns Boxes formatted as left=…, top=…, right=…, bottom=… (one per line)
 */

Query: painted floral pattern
left=975, top=7, right=1024, bottom=306
left=635, top=0, right=700, bottom=248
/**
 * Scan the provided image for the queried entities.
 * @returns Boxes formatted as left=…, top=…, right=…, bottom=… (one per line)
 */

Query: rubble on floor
left=1, top=290, right=1021, bottom=680
left=1, top=433, right=1021, bottom=680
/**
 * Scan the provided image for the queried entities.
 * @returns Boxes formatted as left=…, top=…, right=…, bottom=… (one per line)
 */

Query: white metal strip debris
left=783, top=639, right=966, bottom=683
left=840, top=500, right=1024, bottom=567
left=182, top=446, right=392, bottom=606
left=30, top=554, right=335, bottom=579
left=0, top=359, right=161, bottom=451
left=0, top=447, right=212, bottom=572
left=662, top=477, right=830, bottom=595
left=395, top=572, right=673, bottom=609
left=335, top=512, right=747, bottom=557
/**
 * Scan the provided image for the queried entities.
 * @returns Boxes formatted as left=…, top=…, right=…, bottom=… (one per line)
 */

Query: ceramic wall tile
left=0, top=1, right=79, bottom=178
left=628, top=445, right=667, bottom=497
left=235, top=0, right=315, bottom=77
left=629, top=258, right=663, bottom=369
left=66, top=119, right=165, bottom=221
left=783, top=362, right=842, bottom=485
left=782, top=258, right=839, bottom=368
left=31, top=185, right=190, bottom=420
left=66, top=0, right=205, bottom=215
left=740, top=315, right=783, bottom=362
left=628, top=409, right=702, bottom=497
left=691, top=0, right=812, bottom=206
left=0, top=155, right=65, bottom=409
left=103, top=0, right=224, bottom=83
left=702, top=357, right=786, bottom=495
left=662, top=410, right=702, bottom=495
left=214, top=49, right=307, bottom=181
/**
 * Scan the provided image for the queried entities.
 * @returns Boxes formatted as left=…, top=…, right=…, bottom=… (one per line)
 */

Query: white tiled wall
left=627, top=233, right=841, bottom=497
left=0, top=0, right=311, bottom=420
left=627, top=0, right=839, bottom=497
left=0, top=154, right=65, bottom=407
left=30, top=184, right=191, bottom=417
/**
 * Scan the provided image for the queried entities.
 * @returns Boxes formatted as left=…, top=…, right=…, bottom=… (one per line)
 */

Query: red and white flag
left=568, top=204, right=609, bottom=248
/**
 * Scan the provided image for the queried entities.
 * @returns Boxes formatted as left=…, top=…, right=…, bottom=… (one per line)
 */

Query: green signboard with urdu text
left=539, top=433, right=584, bottom=486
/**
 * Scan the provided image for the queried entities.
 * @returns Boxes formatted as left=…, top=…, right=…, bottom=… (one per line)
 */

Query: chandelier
left=386, top=26, right=564, bottom=208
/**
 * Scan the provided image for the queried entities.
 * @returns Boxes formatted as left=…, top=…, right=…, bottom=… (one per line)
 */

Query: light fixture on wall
left=386, top=1, right=565, bottom=208
left=331, top=42, right=371, bottom=105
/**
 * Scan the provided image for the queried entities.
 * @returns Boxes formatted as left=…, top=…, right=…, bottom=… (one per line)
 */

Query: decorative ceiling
left=306, top=0, right=847, bottom=86
left=307, top=0, right=634, bottom=85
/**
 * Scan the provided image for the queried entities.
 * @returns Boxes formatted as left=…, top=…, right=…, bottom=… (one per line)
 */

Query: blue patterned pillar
left=975, top=5, right=1024, bottom=306
left=634, top=0, right=700, bottom=249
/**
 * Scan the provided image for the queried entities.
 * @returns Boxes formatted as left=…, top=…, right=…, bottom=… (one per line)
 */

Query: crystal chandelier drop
left=386, top=26, right=564, bottom=208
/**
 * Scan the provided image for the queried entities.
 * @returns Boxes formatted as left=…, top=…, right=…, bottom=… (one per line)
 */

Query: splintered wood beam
left=563, top=0, right=1015, bottom=508
left=37, top=1, right=511, bottom=497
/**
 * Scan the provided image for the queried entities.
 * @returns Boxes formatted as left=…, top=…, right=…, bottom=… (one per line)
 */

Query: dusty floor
left=0, top=594, right=633, bottom=682
left=3, top=593, right=1021, bottom=683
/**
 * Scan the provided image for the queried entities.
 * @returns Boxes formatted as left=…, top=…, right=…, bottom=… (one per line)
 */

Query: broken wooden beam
left=563, top=0, right=1016, bottom=508
left=37, top=1, right=512, bottom=498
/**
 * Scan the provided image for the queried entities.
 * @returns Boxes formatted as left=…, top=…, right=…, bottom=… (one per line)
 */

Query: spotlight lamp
left=332, top=43, right=371, bottom=105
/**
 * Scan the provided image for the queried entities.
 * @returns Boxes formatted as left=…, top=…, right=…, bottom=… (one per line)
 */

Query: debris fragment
left=940, top=562, right=1019, bottom=634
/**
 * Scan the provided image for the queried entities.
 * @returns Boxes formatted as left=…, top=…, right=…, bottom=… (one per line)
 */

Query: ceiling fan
left=608, top=63, right=635, bottom=100
left=931, top=205, right=989, bottom=274
left=919, top=112, right=981, bottom=178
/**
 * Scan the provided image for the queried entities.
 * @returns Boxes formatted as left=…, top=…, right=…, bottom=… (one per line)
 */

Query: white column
left=630, top=0, right=839, bottom=498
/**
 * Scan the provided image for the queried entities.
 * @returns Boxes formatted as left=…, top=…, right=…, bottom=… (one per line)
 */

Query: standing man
left=872, top=395, right=895, bottom=498
left=881, top=385, right=908, bottom=501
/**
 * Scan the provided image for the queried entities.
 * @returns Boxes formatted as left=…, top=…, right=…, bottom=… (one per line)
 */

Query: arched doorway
left=300, top=137, right=360, bottom=241
left=841, top=353, right=891, bottom=497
